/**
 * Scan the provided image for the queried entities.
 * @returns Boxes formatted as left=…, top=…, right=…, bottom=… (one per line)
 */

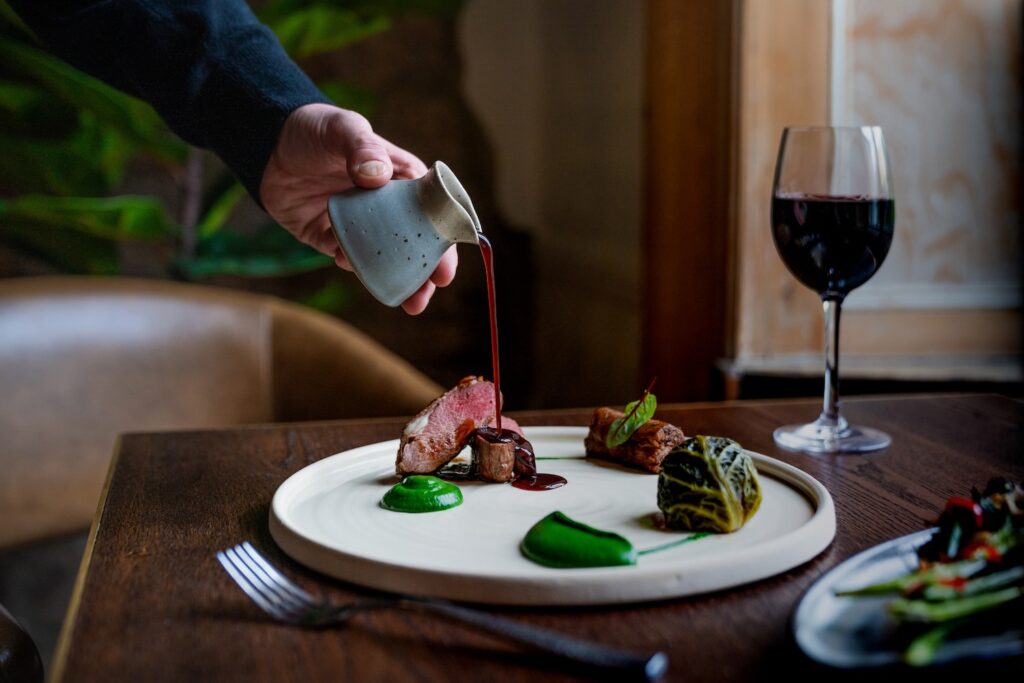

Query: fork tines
left=217, top=542, right=317, bottom=623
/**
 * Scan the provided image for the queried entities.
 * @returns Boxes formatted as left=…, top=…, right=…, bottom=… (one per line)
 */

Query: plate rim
left=269, top=426, right=837, bottom=606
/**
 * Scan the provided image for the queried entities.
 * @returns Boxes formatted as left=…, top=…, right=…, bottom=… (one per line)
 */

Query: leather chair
left=0, top=275, right=443, bottom=677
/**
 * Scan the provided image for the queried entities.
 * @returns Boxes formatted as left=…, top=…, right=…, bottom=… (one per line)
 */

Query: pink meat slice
left=397, top=376, right=519, bottom=474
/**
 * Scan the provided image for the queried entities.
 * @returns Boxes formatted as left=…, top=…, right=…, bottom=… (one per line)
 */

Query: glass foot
left=773, top=415, right=891, bottom=454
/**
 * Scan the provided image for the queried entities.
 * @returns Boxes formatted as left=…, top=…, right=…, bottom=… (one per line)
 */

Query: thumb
left=324, top=110, right=393, bottom=189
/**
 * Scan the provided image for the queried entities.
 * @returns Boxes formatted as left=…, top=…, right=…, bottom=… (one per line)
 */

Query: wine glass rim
left=782, top=125, right=884, bottom=132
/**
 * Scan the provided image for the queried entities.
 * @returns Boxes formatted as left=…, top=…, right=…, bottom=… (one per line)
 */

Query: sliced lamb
left=396, top=376, right=499, bottom=474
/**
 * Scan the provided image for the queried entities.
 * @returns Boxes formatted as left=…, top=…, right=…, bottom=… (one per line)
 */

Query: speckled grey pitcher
left=327, top=161, right=482, bottom=307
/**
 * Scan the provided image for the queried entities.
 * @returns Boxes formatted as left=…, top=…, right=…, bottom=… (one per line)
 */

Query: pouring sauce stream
left=477, top=234, right=565, bottom=491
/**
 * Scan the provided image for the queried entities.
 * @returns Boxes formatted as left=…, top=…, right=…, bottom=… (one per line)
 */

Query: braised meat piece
left=472, top=432, right=515, bottom=482
left=584, top=407, right=685, bottom=473
left=471, top=424, right=533, bottom=483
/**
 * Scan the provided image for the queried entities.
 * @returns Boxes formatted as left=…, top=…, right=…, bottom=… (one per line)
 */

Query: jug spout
left=419, top=161, right=482, bottom=244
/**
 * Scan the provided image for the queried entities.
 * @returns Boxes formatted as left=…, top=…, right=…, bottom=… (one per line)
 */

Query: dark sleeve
left=7, top=0, right=330, bottom=203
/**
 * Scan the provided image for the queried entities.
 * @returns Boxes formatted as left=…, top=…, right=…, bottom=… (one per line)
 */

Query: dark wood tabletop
left=51, top=394, right=1023, bottom=682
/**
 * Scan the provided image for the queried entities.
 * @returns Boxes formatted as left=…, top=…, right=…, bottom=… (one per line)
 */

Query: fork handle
left=396, top=598, right=668, bottom=681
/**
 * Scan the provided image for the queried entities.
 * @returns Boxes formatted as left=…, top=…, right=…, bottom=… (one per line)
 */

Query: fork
left=217, top=542, right=667, bottom=681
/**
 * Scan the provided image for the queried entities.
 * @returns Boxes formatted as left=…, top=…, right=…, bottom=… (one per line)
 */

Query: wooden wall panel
left=733, top=0, right=831, bottom=360
left=643, top=0, right=738, bottom=401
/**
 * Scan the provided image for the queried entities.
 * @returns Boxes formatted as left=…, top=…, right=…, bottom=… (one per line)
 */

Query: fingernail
left=357, top=160, right=386, bottom=177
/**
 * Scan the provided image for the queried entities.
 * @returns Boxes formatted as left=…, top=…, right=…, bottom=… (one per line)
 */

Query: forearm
left=8, top=0, right=328, bottom=202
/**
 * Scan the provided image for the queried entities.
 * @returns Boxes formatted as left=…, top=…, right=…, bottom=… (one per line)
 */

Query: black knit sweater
left=8, top=0, right=330, bottom=202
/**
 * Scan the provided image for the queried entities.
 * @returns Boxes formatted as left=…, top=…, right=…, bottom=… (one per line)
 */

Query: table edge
left=106, top=393, right=1019, bottom=441
left=48, top=434, right=126, bottom=683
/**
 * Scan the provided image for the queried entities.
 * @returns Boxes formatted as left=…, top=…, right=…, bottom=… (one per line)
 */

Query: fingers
left=287, top=214, right=344, bottom=259
left=333, top=248, right=353, bottom=271
left=430, top=245, right=458, bottom=287
left=322, top=110, right=393, bottom=189
left=401, top=280, right=436, bottom=316
left=385, top=140, right=429, bottom=179
left=399, top=245, right=458, bottom=314
left=316, top=105, right=429, bottom=188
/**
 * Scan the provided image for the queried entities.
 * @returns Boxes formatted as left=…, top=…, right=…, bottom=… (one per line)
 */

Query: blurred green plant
left=0, top=0, right=460, bottom=306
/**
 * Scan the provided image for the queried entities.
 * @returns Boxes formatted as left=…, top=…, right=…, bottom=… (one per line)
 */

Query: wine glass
left=771, top=126, right=895, bottom=454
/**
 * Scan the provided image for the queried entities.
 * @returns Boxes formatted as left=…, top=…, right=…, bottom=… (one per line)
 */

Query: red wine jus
left=477, top=235, right=566, bottom=491
left=478, top=235, right=502, bottom=432
left=771, top=194, right=894, bottom=299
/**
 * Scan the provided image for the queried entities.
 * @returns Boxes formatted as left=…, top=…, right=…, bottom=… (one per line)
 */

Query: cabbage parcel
left=657, top=436, right=762, bottom=533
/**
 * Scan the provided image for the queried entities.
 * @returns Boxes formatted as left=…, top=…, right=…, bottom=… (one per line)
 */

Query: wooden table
left=52, top=395, right=1023, bottom=682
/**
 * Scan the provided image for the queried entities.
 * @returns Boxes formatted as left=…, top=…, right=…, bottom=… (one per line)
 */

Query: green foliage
left=0, top=195, right=174, bottom=239
left=265, top=5, right=392, bottom=59
left=176, top=223, right=332, bottom=279
left=0, top=194, right=173, bottom=274
left=0, top=0, right=461, bottom=310
left=197, top=184, right=248, bottom=240
left=0, top=38, right=184, bottom=163
left=1, top=218, right=119, bottom=274
left=298, top=279, right=354, bottom=315
left=317, top=80, right=376, bottom=117
left=258, top=0, right=464, bottom=59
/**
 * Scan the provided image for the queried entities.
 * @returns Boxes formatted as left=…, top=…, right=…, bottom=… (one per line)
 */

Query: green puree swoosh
left=520, top=511, right=637, bottom=568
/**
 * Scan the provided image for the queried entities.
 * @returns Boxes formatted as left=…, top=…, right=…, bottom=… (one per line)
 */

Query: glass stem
left=820, top=297, right=843, bottom=424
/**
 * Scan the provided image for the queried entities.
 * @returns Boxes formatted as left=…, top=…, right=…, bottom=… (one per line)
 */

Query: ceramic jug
left=327, top=161, right=482, bottom=307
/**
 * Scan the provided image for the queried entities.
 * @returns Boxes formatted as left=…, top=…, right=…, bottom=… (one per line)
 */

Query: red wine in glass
left=770, top=126, right=895, bottom=454
left=772, top=194, right=895, bottom=299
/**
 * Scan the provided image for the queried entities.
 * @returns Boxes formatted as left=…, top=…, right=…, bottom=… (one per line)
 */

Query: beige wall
left=839, top=0, right=1021, bottom=310
left=460, top=0, right=645, bottom=406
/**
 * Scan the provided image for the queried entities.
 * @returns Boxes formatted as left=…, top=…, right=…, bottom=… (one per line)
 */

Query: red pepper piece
left=962, top=540, right=1002, bottom=562
left=945, top=496, right=984, bottom=528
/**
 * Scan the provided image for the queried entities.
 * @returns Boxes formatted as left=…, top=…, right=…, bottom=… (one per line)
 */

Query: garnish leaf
left=606, top=380, right=657, bottom=448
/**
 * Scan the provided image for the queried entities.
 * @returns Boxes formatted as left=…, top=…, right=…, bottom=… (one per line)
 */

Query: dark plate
left=793, top=528, right=1024, bottom=668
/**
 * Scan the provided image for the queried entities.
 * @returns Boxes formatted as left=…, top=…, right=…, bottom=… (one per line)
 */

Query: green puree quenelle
left=380, top=475, right=463, bottom=513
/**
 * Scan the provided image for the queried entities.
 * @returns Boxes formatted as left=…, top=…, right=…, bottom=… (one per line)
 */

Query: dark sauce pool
left=440, top=427, right=566, bottom=491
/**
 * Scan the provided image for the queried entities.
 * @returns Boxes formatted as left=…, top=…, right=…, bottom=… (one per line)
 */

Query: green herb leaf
left=606, top=382, right=657, bottom=448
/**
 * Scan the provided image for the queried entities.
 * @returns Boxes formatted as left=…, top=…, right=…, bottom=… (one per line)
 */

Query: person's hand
left=260, top=103, right=458, bottom=315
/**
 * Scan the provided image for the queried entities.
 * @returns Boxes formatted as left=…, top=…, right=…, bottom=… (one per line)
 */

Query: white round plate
left=270, top=427, right=836, bottom=605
